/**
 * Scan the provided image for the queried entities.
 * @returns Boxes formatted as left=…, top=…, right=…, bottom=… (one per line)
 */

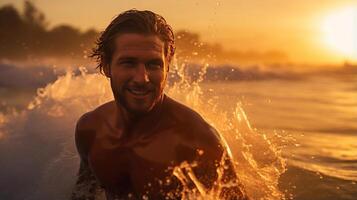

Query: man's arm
left=195, top=126, right=250, bottom=200
left=71, top=113, right=100, bottom=200
left=71, top=159, right=100, bottom=200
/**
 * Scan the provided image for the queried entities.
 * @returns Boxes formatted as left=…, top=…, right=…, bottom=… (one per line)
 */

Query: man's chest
left=87, top=130, right=198, bottom=194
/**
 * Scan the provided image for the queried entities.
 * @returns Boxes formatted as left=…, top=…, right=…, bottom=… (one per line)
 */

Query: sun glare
left=322, top=6, right=357, bottom=60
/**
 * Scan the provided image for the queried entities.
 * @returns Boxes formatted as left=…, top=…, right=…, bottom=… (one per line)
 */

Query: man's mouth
left=127, top=88, right=152, bottom=96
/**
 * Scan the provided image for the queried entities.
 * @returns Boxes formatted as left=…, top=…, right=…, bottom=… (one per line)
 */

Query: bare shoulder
left=75, top=101, right=115, bottom=160
left=164, top=96, right=208, bottom=126
left=76, top=101, right=115, bottom=130
left=164, top=96, right=223, bottom=152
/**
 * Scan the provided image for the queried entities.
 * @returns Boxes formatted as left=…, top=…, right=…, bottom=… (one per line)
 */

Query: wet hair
left=91, top=9, right=175, bottom=74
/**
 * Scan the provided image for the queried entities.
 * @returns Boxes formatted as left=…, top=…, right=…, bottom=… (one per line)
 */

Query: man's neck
left=115, top=95, right=166, bottom=137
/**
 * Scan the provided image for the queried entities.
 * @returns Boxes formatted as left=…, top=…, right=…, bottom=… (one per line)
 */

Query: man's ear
left=103, top=63, right=111, bottom=78
left=166, top=58, right=170, bottom=72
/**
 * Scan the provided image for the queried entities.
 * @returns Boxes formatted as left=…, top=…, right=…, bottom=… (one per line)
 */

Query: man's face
left=107, top=33, right=168, bottom=114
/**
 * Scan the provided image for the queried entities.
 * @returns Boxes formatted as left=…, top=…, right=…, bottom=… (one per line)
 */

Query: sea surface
left=200, top=75, right=357, bottom=200
left=0, top=62, right=356, bottom=200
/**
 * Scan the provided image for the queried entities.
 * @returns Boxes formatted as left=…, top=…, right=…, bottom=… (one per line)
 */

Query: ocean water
left=0, top=62, right=356, bottom=200
left=199, top=75, right=357, bottom=200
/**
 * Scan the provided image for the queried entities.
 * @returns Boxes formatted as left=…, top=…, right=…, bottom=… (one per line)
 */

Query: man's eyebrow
left=147, top=58, right=163, bottom=63
left=116, top=56, right=137, bottom=62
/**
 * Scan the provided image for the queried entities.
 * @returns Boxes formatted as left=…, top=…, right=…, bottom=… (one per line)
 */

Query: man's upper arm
left=75, top=112, right=97, bottom=163
left=71, top=112, right=100, bottom=200
left=198, top=124, right=250, bottom=200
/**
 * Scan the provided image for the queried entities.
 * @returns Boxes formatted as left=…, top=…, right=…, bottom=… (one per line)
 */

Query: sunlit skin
left=106, top=34, right=168, bottom=117
left=322, top=6, right=357, bottom=60
left=72, top=33, right=248, bottom=199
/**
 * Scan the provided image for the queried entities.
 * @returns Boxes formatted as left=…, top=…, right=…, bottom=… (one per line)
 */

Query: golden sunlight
left=322, top=6, right=357, bottom=60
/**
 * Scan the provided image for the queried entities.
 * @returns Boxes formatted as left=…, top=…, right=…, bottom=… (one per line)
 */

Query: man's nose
left=133, top=64, right=149, bottom=83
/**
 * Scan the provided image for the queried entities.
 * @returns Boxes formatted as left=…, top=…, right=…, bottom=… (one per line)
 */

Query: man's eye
left=119, top=61, right=136, bottom=67
left=146, top=62, right=162, bottom=70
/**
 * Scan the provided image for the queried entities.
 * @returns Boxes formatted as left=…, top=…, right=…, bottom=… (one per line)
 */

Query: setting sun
left=322, top=6, right=357, bottom=60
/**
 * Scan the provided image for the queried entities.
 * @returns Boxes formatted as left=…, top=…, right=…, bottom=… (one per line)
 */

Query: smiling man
left=71, top=10, right=248, bottom=200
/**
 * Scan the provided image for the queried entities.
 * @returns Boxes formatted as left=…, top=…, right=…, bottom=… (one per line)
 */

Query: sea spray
left=0, top=63, right=286, bottom=199
left=167, top=61, right=286, bottom=199
left=0, top=68, right=111, bottom=199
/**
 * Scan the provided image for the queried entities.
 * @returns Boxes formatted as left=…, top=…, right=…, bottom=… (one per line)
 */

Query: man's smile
left=107, top=33, right=168, bottom=114
left=126, top=87, right=152, bottom=97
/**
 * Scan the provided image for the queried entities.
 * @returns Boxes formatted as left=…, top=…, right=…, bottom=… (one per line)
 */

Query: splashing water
left=167, top=61, right=286, bottom=200
left=0, top=62, right=286, bottom=199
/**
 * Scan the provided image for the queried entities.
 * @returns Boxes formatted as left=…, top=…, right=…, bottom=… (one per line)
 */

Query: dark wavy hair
left=91, top=9, right=175, bottom=74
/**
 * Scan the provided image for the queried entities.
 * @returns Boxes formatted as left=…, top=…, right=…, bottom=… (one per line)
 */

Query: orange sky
left=2, top=0, right=357, bottom=64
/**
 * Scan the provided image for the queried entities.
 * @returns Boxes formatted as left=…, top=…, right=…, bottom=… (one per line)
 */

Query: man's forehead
left=114, top=33, right=164, bottom=52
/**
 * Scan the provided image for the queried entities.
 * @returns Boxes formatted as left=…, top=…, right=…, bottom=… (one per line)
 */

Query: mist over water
left=0, top=70, right=111, bottom=199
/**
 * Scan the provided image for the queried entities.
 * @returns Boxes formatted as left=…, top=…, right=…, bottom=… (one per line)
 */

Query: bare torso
left=72, top=96, right=246, bottom=199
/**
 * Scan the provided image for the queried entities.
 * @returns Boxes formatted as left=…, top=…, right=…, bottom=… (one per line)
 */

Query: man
left=72, top=9, right=248, bottom=200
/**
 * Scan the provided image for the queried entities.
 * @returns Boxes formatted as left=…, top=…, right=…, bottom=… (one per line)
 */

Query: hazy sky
left=1, top=0, right=357, bottom=64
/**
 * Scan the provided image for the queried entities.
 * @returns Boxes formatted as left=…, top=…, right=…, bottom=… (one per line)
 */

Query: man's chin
left=121, top=97, right=155, bottom=115
left=115, top=91, right=161, bottom=115
left=125, top=104, right=154, bottom=115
